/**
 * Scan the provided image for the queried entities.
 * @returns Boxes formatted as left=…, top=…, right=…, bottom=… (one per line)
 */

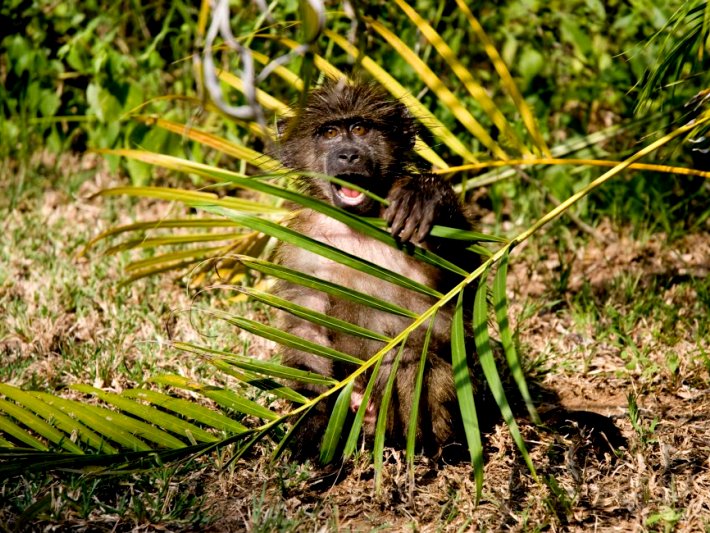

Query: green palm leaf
left=452, top=291, right=484, bottom=502
left=209, top=359, right=310, bottom=405
left=472, top=273, right=537, bottom=481
left=343, top=355, right=385, bottom=458
left=33, top=393, right=154, bottom=451
left=374, top=341, right=406, bottom=491
left=319, top=382, right=354, bottom=464
left=104, top=149, right=481, bottom=275
left=0, top=399, right=84, bottom=454
left=241, top=257, right=418, bottom=318
left=233, top=286, right=392, bottom=342
left=201, top=205, right=443, bottom=298
left=406, top=316, right=436, bottom=478
left=120, top=389, right=248, bottom=434
left=71, top=385, right=219, bottom=444
left=175, top=340, right=338, bottom=386
left=493, top=252, right=540, bottom=423
left=148, top=375, right=279, bottom=421
left=0, top=416, right=48, bottom=451
left=0, top=385, right=115, bottom=453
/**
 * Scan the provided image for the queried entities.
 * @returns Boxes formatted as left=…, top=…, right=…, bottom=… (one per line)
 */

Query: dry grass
left=1, top=155, right=709, bottom=531
left=0, top=153, right=241, bottom=392
left=203, top=220, right=710, bottom=532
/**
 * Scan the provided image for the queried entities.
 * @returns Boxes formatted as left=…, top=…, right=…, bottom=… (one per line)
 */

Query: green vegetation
left=1, top=0, right=709, bottom=530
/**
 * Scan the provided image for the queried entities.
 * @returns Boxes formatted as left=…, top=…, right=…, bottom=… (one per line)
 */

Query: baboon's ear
left=276, top=117, right=291, bottom=139
left=398, top=106, right=418, bottom=150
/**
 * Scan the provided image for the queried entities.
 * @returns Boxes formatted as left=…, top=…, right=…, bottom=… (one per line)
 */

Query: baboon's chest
left=294, top=215, right=434, bottom=288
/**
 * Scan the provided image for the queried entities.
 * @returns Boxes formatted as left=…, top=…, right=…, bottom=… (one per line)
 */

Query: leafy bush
left=0, top=0, right=196, bottom=184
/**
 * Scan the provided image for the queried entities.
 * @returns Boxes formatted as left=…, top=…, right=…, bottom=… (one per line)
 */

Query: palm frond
left=2, top=114, right=701, bottom=487
left=374, top=341, right=407, bottom=491
left=473, top=272, right=537, bottom=481
left=452, top=291, right=484, bottom=501
left=637, top=1, right=709, bottom=110
left=393, top=0, right=532, bottom=158
left=7, top=3, right=708, bottom=493
left=320, top=382, right=354, bottom=464
left=493, top=252, right=540, bottom=424
left=367, top=18, right=508, bottom=160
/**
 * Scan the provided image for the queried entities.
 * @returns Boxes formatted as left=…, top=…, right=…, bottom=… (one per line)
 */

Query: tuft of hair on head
left=280, top=79, right=419, bottom=149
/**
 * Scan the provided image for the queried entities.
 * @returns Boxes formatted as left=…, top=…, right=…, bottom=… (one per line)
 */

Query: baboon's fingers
left=414, top=205, right=436, bottom=243
left=383, top=197, right=400, bottom=226
left=389, top=199, right=410, bottom=239
left=398, top=212, right=419, bottom=242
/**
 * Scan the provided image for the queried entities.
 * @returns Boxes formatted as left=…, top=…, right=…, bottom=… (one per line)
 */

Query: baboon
left=273, top=80, right=478, bottom=459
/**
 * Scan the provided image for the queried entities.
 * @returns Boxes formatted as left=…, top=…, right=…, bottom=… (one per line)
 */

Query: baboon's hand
left=385, top=175, right=453, bottom=244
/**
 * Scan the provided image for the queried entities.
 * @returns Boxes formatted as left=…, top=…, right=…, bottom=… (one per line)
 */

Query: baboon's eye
left=351, top=124, right=369, bottom=136
left=322, top=127, right=339, bottom=139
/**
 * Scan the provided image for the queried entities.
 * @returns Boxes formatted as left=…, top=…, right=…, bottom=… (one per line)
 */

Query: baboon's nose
left=338, top=151, right=360, bottom=163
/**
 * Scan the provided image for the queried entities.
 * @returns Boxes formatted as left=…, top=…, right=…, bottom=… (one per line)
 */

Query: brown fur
left=273, top=81, right=478, bottom=459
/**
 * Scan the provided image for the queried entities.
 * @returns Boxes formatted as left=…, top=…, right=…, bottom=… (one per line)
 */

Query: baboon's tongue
left=340, top=187, right=361, bottom=198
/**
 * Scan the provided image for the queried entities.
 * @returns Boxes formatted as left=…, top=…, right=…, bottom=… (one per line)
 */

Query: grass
left=0, top=154, right=254, bottom=529
left=0, top=155, right=240, bottom=391
left=1, top=154, right=709, bottom=530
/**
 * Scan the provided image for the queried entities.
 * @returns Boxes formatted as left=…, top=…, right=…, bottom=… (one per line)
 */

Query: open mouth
left=333, top=184, right=366, bottom=206
left=332, top=177, right=367, bottom=207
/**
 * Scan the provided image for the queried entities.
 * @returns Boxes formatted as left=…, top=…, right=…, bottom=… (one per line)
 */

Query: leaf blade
left=235, top=286, right=392, bottom=342
left=242, top=257, right=417, bottom=318
left=474, top=273, right=537, bottom=480
left=0, top=384, right=116, bottom=453
left=374, top=341, right=406, bottom=493
left=452, top=291, right=483, bottom=502
left=203, top=206, right=443, bottom=299
left=0, top=399, right=83, bottom=454
left=120, top=389, right=248, bottom=434
left=72, top=385, right=219, bottom=444
left=493, top=251, right=540, bottom=424
left=320, top=381, right=354, bottom=464
left=175, top=341, right=337, bottom=386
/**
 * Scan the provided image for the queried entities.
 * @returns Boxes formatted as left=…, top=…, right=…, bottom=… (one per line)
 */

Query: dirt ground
left=204, top=222, right=710, bottom=532
left=2, top=156, right=709, bottom=531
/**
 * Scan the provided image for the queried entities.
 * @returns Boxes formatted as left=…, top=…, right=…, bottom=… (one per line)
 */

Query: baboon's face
left=311, top=119, right=393, bottom=213
left=277, top=82, right=417, bottom=215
